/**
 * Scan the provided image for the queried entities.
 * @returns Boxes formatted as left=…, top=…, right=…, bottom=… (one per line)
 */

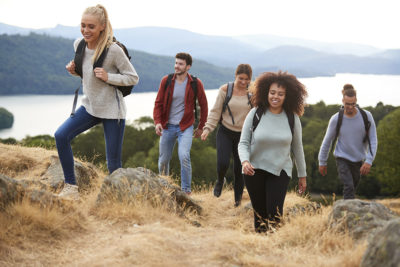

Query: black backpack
left=163, top=73, right=199, bottom=120
left=252, top=107, right=295, bottom=135
left=330, top=105, right=372, bottom=155
left=74, top=37, right=134, bottom=97
left=221, top=82, right=253, bottom=125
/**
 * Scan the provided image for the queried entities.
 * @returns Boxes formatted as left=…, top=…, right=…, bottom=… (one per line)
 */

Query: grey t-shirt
left=168, top=76, right=188, bottom=125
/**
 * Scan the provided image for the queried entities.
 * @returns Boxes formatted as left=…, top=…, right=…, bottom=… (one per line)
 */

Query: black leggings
left=216, top=125, right=244, bottom=202
left=244, top=169, right=290, bottom=233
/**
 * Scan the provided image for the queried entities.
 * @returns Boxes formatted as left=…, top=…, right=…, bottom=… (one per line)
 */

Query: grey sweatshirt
left=318, top=108, right=377, bottom=165
left=73, top=38, right=139, bottom=119
left=238, top=108, right=307, bottom=178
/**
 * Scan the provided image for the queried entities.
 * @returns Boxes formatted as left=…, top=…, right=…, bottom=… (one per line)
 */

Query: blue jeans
left=54, top=106, right=125, bottom=185
left=158, top=124, right=193, bottom=193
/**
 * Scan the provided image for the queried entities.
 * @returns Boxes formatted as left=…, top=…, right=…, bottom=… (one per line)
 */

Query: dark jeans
left=216, top=125, right=244, bottom=202
left=54, top=106, right=125, bottom=185
left=336, top=157, right=362, bottom=199
left=244, top=169, right=290, bottom=233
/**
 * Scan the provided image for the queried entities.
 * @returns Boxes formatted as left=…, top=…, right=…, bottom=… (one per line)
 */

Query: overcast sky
left=1, top=0, right=399, bottom=49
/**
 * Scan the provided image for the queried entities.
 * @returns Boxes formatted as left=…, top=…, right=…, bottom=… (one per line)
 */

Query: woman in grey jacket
left=238, top=71, right=307, bottom=233
left=55, top=4, right=139, bottom=199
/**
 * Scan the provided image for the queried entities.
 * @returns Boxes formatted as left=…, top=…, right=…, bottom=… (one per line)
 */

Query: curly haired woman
left=238, top=71, right=307, bottom=233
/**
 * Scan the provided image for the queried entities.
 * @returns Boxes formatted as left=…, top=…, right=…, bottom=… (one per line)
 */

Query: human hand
left=193, top=128, right=203, bottom=138
left=94, top=67, right=108, bottom=82
left=298, top=177, right=307, bottom=194
left=242, top=161, right=255, bottom=176
left=66, top=60, right=76, bottom=75
left=200, top=130, right=209, bottom=141
left=155, top=123, right=163, bottom=136
left=319, top=165, right=327, bottom=176
left=360, top=162, right=371, bottom=175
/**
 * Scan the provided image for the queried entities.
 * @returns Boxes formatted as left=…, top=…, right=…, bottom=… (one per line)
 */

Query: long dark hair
left=251, top=71, right=307, bottom=116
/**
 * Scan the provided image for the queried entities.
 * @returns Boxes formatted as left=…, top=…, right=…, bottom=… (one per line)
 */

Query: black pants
left=336, top=157, right=362, bottom=199
left=244, top=169, right=290, bottom=233
left=216, top=125, right=244, bottom=202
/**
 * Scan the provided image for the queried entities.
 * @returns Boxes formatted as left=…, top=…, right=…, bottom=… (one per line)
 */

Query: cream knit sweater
left=203, top=87, right=252, bottom=133
left=73, top=38, right=139, bottom=119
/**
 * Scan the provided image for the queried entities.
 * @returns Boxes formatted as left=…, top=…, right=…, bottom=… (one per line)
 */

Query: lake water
left=1, top=73, right=399, bottom=140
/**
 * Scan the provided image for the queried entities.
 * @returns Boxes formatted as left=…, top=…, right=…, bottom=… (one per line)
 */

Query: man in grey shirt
left=153, top=52, right=208, bottom=194
left=318, top=84, right=377, bottom=199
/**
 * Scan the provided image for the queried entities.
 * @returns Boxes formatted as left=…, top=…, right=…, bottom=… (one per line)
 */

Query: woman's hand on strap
left=94, top=67, right=108, bottom=82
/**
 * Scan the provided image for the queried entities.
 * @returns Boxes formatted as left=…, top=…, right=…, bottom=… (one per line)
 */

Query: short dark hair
left=235, top=64, right=252, bottom=80
left=342, top=84, right=357, bottom=97
left=175, top=52, right=192, bottom=66
left=251, top=71, right=308, bottom=116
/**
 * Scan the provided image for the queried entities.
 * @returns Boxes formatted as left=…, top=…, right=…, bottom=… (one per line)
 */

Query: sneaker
left=213, top=177, right=226, bottom=198
left=59, top=183, right=79, bottom=200
left=234, top=200, right=241, bottom=207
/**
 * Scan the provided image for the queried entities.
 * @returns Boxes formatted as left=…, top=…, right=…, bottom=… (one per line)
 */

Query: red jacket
left=153, top=73, right=208, bottom=131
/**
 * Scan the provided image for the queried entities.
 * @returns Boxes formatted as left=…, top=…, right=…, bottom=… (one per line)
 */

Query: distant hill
left=1, top=23, right=399, bottom=77
left=0, top=33, right=234, bottom=95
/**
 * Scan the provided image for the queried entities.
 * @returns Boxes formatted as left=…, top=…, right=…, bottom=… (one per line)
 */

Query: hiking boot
left=213, top=177, right=226, bottom=197
left=59, top=183, right=79, bottom=200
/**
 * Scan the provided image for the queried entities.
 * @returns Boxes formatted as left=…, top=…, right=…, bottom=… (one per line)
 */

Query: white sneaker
left=59, top=183, right=79, bottom=200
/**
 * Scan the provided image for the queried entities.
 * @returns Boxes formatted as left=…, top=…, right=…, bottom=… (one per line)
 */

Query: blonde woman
left=201, top=64, right=253, bottom=206
left=55, top=4, right=139, bottom=198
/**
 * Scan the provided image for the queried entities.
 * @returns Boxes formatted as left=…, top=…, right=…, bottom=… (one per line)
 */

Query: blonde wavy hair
left=83, top=4, right=114, bottom=63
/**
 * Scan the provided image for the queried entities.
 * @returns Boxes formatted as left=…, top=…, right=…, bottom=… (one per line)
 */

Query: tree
left=0, top=107, right=14, bottom=129
left=372, top=108, right=400, bottom=196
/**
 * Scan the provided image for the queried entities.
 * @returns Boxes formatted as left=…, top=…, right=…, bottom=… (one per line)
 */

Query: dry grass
left=0, top=143, right=397, bottom=266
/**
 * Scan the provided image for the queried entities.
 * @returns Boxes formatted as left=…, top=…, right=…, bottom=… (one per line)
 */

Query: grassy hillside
left=1, top=143, right=400, bottom=266
left=0, top=33, right=233, bottom=95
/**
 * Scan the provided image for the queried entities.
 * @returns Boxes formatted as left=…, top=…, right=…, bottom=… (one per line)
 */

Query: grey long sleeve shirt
left=318, top=108, right=378, bottom=165
left=238, top=108, right=307, bottom=178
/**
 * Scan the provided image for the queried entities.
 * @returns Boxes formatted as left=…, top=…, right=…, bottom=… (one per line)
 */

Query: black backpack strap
left=221, top=82, right=234, bottom=124
left=163, top=73, right=174, bottom=111
left=73, top=39, right=86, bottom=78
left=247, top=92, right=253, bottom=108
left=190, top=75, right=198, bottom=121
left=358, top=106, right=373, bottom=155
left=287, top=111, right=295, bottom=136
left=93, top=47, right=108, bottom=69
left=164, top=73, right=174, bottom=91
left=70, top=83, right=81, bottom=117
left=252, top=107, right=264, bottom=132
left=331, top=107, right=344, bottom=153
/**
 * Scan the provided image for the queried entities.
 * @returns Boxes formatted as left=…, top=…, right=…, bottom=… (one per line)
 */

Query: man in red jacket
left=153, top=52, right=208, bottom=194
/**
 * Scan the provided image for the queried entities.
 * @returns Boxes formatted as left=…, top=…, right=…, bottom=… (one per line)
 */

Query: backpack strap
left=221, top=82, right=234, bottom=124
left=73, top=39, right=86, bottom=78
left=358, top=106, right=373, bottom=155
left=70, top=39, right=87, bottom=116
left=330, top=107, right=344, bottom=153
left=93, top=47, right=108, bottom=69
left=163, top=73, right=174, bottom=113
left=252, top=107, right=264, bottom=132
left=287, top=111, right=295, bottom=136
left=247, top=92, right=253, bottom=108
left=190, top=75, right=198, bottom=121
